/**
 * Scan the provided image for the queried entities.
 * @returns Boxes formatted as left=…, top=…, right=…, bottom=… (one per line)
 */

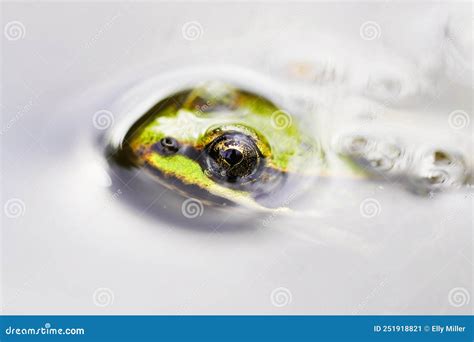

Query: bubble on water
left=333, top=130, right=471, bottom=195
left=366, top=151, right=396, bottom=171
left=339, top=135, right=373, bottom=155
left=409, top=148, right=468, bottom=193
left=335, top=134, right=407, bottom=175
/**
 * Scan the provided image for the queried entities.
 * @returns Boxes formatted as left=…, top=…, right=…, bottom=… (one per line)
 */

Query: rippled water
left=2, top=2, right=472, bottom=315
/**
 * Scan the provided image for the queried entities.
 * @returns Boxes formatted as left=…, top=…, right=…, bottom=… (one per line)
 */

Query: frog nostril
left=153, top=137, right=180, bottom=155
left=162, top=137, right=174, bottom=146
left=221, top=148, right=243, bottom=166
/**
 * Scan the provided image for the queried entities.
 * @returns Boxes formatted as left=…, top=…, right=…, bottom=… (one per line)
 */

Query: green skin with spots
left=122, top=83, right=323, bottom=210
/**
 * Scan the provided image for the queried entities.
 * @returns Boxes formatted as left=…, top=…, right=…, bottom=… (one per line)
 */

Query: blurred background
left=1, top=1, right=472, bottom=314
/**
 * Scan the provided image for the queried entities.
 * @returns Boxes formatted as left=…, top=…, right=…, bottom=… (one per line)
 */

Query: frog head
left=113, top=81, right=323, bottom=211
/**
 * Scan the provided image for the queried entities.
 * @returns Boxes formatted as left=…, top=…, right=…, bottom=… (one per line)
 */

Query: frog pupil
left=221, top=148, right=243, bottom=166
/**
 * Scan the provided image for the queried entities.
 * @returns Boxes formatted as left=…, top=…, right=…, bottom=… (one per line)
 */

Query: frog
left=112, top=81, right=325, bottom=212
left=110, top=80, right=471, bottom=214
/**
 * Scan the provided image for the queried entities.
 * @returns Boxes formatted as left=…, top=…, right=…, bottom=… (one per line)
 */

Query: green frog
left=113, top=82, right=324, bottom=212
left=111, top=81, right=470, bottom=212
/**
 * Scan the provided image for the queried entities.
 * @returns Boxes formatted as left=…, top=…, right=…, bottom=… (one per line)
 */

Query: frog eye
left=203, top=131, right=263, bottom=184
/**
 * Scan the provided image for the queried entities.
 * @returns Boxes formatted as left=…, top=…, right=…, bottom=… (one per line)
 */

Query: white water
left=1, top=2, right=472, bottom=314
